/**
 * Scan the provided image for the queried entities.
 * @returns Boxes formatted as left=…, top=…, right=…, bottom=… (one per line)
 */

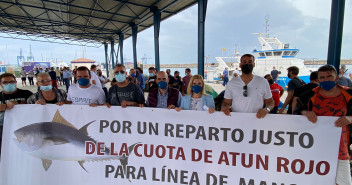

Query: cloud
left=0, top=0, right=350, bottom=67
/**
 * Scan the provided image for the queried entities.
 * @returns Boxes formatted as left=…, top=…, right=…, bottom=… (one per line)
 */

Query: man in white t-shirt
left=66, top=66, right=105, bottom=106
left=340, top=64, right=352, bottom=79
left=221, top=54, right=274, bottom=118
left=90, top=64, right=102, bottom=88
left=233, top=67, right=240, bottom=77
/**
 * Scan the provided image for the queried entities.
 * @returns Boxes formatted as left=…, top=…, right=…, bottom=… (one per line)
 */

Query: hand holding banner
left=0, top=104, right=341, bottom=185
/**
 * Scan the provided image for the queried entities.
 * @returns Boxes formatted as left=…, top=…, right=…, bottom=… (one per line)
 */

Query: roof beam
left=84, top=0, right=99, bottom=32
left=41, top=0, right=138, bottom=19
left=113, top=0, right=149, bottom=8
left=95, top=1, right=127, bottom=38
left=0, top=12, right=120, bottom=33
left=0, top=1, right=131, bottom=24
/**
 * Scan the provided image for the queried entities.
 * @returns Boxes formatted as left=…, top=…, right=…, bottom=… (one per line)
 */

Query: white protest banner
left=0, top=104, right=341, bottom=185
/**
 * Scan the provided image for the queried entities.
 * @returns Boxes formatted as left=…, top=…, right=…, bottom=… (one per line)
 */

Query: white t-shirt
left=98, top=75, right=108, bottom=88
left=224, top=75, right=272, bottom=113
left=67, top=83, right=106, bottom=105
left=343, top=69, right=351, bottom=79
left=90, top=71, right=102, bottom=88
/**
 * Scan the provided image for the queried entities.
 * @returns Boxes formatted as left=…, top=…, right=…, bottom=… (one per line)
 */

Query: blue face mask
left=40, top=85, right=52, bottom=91
left=78, top=78, right=90, bottom=86
left=131, top=73, right=136, bottom=78
left=158, top=81, right=168, bottom=89
left=149, top=73, right=154, bottom=77
left=3, top=84, right=16, bottom=93
left=319, top=81, right=336, bottom=91
left=115, top=73, right=126, bottom=83
left=192, top=85, right=202, bottom=94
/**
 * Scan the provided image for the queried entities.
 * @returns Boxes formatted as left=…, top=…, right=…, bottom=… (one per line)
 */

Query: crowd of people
left=2, top=53, right=352, bottom=184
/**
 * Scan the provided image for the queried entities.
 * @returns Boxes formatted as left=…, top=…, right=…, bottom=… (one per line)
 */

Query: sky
left=0, top=0, right=351, bottom=66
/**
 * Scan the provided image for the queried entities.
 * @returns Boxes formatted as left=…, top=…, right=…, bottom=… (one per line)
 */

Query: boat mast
left=265, top=15, right=270, bottom=38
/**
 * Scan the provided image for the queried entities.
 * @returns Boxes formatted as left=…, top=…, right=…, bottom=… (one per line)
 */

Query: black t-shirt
left=287, top=78, right=305, bottom=114
left=48, top=71, right=57, bottom=80
left=293, top=83, right=318, bottom=115
left=287, top=78, right=305, bottom=92
left=0, top=89, right=33, bottom=104
left=107, top=82, right=145, bottom=106
left=294, top=83, right=318, bottom=97
left=45, top=98, right=58, bottom=104
left=168, top=75, right=175, bottom=85
left=173, top=76, right=183, bottom=90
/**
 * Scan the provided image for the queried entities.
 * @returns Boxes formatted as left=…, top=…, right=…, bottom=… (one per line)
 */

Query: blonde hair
left=187, top=74, right=205, bottom=95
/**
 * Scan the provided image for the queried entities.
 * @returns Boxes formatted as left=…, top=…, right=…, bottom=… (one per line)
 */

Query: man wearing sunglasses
left=104, top=64, right=145, bottom=108
left=0, top=73, right=33, bottom=158
left=221, top=54, right=274, bottom=118
left=66, top=66, right=105, bottom=107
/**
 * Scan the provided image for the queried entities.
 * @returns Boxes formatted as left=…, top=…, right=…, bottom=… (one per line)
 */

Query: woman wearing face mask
left=176, top=75, right=215, bottom=113
left=27, top=73, right=67, bottom=105
left=128, top=69, right=137, bottom=83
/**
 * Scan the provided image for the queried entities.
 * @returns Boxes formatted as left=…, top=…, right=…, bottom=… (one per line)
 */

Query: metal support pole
left=327, top=0, right=345, bottom=72
left=132, top=24, right=138, bottom=69
left=104, top=42, right=109, bottom=77
left=198, top=0, right=207, bottom=77
left=152, top=7, right=161, bottom=71
left=110, top=39, right=115, bottom=68
left=119, top=34, right=124, bottom=65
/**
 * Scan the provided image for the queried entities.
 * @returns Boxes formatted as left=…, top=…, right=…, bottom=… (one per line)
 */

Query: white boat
left=205, top=56, right=239, bottom=82
left=207, top=25, right=316, bottom=88
left=250, top=33, right=316, bottom=88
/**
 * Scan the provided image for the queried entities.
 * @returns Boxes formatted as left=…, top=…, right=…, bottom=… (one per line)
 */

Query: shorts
left=21, top=77, right=26, bottom=81
left=57, top=76, right=61, bottom=81
left=335, top=159, right=352, bottom=185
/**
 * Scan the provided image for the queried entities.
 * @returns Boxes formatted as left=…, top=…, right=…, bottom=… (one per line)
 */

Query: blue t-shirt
left=137, top=74, right=145, bottom=90
left=223, top=70, right=229, bottom=78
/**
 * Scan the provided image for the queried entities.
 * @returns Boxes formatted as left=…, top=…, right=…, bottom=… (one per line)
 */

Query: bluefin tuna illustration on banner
left=0, top=104, right=341, bottom=185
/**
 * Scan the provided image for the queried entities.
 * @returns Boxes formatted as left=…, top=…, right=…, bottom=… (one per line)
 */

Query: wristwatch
left=265, top=107, right=270, bottom=112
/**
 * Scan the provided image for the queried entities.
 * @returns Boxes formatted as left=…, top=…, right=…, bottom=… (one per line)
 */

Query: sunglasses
left=38, top=80, right=52, bottom=83
left=1, top=81, right=16, bottom=85
left=243, top=85, right=248, bottom=97
left=114, top=71, right=125, bottom=75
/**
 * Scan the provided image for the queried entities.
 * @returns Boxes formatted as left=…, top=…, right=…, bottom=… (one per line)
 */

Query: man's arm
left=256, top=98, right=274, bottom=119
left=221, top=98, right=232, bottom=116
left=279, top=86, right=284, bottom=97
left=291, top=97, right=298, bottom=115
left=278, top=90, right=294, bottom=114
left=0, top=104, right=7, bottom=111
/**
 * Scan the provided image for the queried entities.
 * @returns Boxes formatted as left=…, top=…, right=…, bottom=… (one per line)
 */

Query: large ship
left=207, top=22, right=316, bottom=88
left=250, top=33, right=315, bottom=87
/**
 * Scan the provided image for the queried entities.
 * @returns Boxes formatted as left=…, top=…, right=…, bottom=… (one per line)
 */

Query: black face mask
left=287, top=73, right=291, bottom=78
left=241, top=64, right=253, bottom=74
left=268, top=79, right=274, bottom=84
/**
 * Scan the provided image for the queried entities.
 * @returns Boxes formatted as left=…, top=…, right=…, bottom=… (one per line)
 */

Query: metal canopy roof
left=0, top=0, right=197, bottom=46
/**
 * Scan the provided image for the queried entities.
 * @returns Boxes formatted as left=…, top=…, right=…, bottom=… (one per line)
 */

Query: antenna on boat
left=265, top=15, right=270, bottom=38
